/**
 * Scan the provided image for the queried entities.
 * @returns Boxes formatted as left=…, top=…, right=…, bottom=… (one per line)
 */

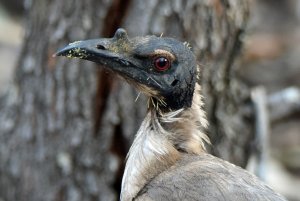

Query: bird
left=56, top=28, right=287, bottom=201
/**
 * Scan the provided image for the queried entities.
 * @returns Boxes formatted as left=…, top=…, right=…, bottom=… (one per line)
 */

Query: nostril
left=96, top=44, right=106, bottom=50
left=171, top=79, right=179, bottom=86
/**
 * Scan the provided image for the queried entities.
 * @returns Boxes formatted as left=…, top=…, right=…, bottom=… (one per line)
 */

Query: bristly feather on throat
left=121, top=82, right=210, bottom=201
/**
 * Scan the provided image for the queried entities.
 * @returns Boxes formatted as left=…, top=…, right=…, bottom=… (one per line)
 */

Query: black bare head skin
left=56, top=28, right=197, bottom=112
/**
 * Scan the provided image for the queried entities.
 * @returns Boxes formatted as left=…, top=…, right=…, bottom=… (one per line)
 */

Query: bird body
left=136, top=153, right=285, bottom=201
left=56, top=28, right=287, bottom=201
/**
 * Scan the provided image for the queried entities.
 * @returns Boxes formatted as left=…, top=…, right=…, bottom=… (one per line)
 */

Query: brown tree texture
left=0, top=0, right=251, bottom=201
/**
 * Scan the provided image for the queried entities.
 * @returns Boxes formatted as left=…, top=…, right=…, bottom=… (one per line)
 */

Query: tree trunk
left=0, top=0, right=250, bottom=201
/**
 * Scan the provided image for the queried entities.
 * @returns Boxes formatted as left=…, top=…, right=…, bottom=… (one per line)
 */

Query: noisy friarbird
left=56, top=28, right=287, bottom=201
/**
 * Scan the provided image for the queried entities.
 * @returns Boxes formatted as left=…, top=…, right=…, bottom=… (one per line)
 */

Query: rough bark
left=0, top=0, right=250, bottom=201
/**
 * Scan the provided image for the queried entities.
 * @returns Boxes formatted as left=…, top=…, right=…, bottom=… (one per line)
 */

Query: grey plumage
left=137, top=154, right=286, bottom=201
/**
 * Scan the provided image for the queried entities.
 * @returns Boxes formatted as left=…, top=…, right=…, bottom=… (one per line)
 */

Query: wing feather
left=135, top=154, right=286, bottom=201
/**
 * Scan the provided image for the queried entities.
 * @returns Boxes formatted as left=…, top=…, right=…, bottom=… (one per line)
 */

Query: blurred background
left=0, top=0, right=23, bottom=96
left=240, top=1, right=300, bottom=200
left=0, top=0, right=299, bottom=200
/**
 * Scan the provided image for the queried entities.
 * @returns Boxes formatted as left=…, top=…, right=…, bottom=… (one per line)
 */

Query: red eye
left=154, top=57, right=170, bottom=71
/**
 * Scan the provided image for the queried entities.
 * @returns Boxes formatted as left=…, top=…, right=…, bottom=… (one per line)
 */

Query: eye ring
left=153, top=57, right=170, bottom=72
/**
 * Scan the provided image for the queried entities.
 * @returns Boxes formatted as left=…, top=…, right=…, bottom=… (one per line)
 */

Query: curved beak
left=55, top=28, right=162, bottom=98
left=55, top=29, right=147, bottom=85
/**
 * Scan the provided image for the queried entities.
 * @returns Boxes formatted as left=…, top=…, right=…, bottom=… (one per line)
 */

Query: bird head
left=56, top=28, right=197, bottom=112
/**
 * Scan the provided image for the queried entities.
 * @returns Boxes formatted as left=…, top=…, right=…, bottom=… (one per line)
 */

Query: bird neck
left=121, top=83, right=209, bottom=201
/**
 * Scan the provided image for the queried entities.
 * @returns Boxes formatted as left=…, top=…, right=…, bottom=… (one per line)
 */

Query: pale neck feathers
left=121, top=83, right=209, bottom=201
